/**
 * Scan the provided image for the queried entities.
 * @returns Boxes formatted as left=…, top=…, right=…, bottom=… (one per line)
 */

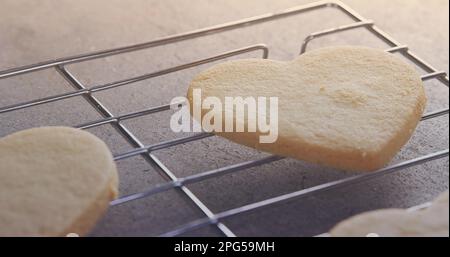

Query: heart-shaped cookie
left=187, top=46, right=426, bottom=171
left=330, top=190, right=449, bottom=236
left=0, top=127, right=118, bottom=236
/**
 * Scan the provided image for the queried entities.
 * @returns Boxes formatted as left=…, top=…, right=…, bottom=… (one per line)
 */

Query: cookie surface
left=0, top=127, right=118, bottom=236
left=330, top=191, right=449, bottom=237
left=188, top=46, right=426, bottom=171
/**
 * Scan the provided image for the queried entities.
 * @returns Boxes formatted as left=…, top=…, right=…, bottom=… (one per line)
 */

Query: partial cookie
left=0, top=127, right=118, bottom=236
left=330, top=191, right=449, bottom=237
left=187, top=46, right=426, bottom=171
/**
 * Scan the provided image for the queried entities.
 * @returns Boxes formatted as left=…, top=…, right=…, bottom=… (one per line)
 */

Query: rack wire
left=0, top=0, right=448, bottom=237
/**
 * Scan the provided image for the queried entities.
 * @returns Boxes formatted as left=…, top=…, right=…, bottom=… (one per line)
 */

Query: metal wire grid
left=0, top=0, right=448, bottom=237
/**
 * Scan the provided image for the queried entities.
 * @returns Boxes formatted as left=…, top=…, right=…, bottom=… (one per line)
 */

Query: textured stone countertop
left=0, top=0, right=448, bottom=236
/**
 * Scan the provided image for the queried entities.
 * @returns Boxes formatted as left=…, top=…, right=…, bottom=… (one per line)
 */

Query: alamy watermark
left=170, top=89, right=279, bottom=143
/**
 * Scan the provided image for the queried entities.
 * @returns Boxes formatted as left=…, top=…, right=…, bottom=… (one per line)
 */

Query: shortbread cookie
left=330, top=191, right=449, bottom=237
left=0, top=127, right=118, bottom=236
left=187, top=46, right=426, bottom=171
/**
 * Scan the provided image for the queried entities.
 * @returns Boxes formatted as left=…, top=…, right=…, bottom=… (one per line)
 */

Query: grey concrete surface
left=0, top=0, right=448, bottom=236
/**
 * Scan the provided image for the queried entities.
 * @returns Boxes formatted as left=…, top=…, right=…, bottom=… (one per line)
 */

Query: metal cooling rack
left=0, top=0, right=448, bottom=237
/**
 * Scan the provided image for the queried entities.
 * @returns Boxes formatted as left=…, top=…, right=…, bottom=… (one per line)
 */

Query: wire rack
left=0, top=0, right=448, bottom=237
